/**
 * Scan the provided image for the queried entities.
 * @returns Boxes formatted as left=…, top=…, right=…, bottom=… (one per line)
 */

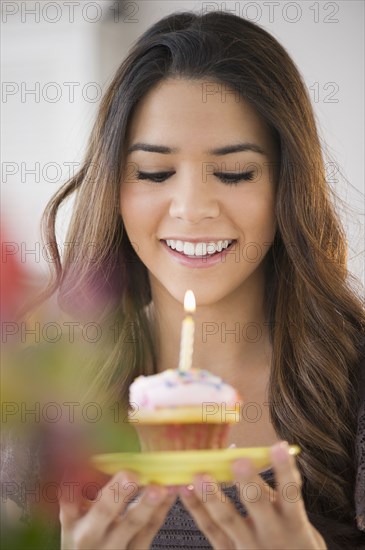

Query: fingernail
left=147, top=487, right=165, bottom=501
left=117, top=471, right=138, bottom=485
left=232, top=457, right=252, bottom=476
left=194, top=473, right=212, bottom=487
left=272, top=441, right=289, bottom=462
left=167, top=485, right=178, bottom=495
left=180, top=484, right=194, bottom=497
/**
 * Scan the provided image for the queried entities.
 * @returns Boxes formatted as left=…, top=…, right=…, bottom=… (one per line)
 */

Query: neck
left=145, top=271, right=273, bottom=384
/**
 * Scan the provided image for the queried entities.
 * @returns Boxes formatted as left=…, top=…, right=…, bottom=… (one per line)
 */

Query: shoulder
left=356, top=333, right=365, bottom=437
left=355, top=332, right=365, bottom=532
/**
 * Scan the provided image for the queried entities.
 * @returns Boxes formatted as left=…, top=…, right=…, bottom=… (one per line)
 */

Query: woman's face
left=120, top=78, right=278, bottom=306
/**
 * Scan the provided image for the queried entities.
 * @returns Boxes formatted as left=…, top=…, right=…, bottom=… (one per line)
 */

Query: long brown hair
left=26, top=10, right=364, bottom=533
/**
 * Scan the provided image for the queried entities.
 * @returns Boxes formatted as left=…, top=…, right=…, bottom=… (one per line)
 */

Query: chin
left=168, top=284, right=231, bottom=308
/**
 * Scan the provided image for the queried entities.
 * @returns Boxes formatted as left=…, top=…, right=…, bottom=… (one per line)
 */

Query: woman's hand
left=178, top=440, right=328, bottom=549
left=59, top=470, right=177, bottom=550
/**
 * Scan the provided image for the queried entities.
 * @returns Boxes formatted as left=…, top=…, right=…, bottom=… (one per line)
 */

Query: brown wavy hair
left=26, top=10, right=364, bottom=541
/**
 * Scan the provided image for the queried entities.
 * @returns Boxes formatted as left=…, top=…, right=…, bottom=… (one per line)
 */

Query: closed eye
left=136, top=171, right=175, bottom=183
left=136, top=171, right=255, bottom=185
left=215, top=171, right=255, bottom=185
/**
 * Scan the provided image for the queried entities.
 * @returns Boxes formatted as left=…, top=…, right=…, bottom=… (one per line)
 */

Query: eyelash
left=136, top=171, right=255, bottom=186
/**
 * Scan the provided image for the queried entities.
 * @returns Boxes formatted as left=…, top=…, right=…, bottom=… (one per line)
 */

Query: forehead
left=126, top=78, right=277, bottom=159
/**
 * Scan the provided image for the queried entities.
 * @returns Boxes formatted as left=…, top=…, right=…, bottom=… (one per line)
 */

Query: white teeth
left=183, top=242, right=195, bottom=255
left=175, top=240, right=184, bottom=252
left=207, top=242, right=216, bottom=255
left=165, top=239, right=233, bottom=257
left=195, top=242, right=206, bottom=256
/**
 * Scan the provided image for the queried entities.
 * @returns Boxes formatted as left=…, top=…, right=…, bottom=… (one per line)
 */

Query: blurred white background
left=1, top=0, right=364, bottom=286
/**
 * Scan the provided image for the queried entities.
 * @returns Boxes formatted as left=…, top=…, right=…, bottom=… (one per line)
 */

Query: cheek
left=251, top=210, right=276, bottom=243
left=256, top=197, right=276, bottom=231
left=230, top=193, right=276, bottom=235
left=120, top=190, right=141, bottom=241
left=120, top=188, right=164, bottom=241
left=120, top=185, right=144, bottom=218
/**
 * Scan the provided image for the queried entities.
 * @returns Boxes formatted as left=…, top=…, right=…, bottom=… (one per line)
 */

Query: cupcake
left=128, top=368, right=241, bottom=451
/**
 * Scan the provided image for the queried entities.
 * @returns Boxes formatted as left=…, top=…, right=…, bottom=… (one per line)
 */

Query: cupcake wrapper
left=135, top=422, right=230, bottom=451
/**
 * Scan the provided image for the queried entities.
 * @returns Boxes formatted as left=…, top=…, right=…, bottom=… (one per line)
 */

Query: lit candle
left=178, top=290, right=196, bottom=371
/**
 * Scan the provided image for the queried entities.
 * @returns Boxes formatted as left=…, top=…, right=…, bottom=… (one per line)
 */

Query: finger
left=75, top=470, right=140, bottom=548
left=60, top=463, right=111, bottom=523
left=187, top=476, right=258, bottom=549
left=178, top=484, right=235, bottom=549
left=270, top=441, right=307, bottom=522
left=239, top=471, right=276, bottom=502
left=59, top=474, right=85, bottom=527
left=103, top=483, right=171, bottom=549
left=127, top=488, right=179, bottom=550
left=232, top=457, right=279, bottom=530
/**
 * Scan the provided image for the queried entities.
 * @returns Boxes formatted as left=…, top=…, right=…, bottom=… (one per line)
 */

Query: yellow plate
left=91, top=445, right=301, bottom=485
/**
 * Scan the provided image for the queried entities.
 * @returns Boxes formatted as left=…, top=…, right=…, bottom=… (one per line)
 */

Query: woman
left=3, top=10, right=365, bottom=550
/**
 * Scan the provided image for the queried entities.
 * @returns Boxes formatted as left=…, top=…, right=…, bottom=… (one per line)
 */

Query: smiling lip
left=160, top=239, right=236, bottom=269
left=160, top=237, right=235, bottom=243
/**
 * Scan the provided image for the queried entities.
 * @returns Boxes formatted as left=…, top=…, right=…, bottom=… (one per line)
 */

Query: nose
left=168, top=168, right=220, bottom=223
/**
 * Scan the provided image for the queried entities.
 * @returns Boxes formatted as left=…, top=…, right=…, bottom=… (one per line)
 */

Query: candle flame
left=184, top=290, right=196, bottom=313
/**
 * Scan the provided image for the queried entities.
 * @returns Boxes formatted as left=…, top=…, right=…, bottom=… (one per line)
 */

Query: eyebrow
left=126, top=141, right=266, bottom=156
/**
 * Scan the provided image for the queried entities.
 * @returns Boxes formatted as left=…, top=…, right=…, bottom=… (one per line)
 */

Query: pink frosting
left=129, top=368, right=240, bottom=410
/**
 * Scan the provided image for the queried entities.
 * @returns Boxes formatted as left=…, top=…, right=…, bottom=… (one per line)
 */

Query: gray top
left=150, top=469, right=273, bottom=549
